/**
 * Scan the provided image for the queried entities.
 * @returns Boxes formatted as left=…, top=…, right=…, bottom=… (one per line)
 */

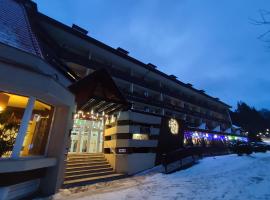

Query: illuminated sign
left=168, top=118, right=179, bottom=135
left=118, top=148, right=127, bottom=153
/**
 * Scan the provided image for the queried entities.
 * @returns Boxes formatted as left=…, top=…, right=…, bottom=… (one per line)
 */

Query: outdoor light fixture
left=168, top=118, right=179, bottom=135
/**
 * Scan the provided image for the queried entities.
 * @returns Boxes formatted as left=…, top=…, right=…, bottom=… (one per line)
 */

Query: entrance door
left=69, top=118, right=104, bottom=153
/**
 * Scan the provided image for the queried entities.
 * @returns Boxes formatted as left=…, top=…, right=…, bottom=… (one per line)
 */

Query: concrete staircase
left=63, top=153, right=125, bottom=188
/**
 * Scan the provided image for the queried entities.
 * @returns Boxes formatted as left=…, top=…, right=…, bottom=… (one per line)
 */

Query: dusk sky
left=34, top=0, right=270, bottom=110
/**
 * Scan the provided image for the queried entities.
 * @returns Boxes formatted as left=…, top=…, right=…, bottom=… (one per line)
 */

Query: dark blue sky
left=34, top=0, right=270, bottom=110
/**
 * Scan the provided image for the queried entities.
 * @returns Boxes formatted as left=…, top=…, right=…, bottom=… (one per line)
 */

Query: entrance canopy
left=69, top=69, right=129, bottom=114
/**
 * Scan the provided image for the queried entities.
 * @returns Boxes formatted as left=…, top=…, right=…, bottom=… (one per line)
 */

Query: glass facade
left=0, top=92, right=54, bottom=158
left=70, top=115, right=104, bottom=153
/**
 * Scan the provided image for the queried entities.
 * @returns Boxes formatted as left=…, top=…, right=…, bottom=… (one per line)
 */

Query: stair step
left=67, top=156, right=104, bottom=160
left=63, top=153, right=125, bottom=188
left=65, top=167, right=113, bottom=176
left=67, top=155, right=104, bottom=158
left=66, top=164, right=111, bottom=171
left=63, top=173, right=126, bottom=188
left=67, top=158, right=106, bottom=161
left=65, top=171, right=115, bottom=181
left=68, top=153, right=103, bottom=157
left=66, top=157, right=105, bottom=161
left=66, top=161, right=106, bottom=164
left=66, top=158, right=107, bottom=164
left=67, top=160, right=108, bottom=168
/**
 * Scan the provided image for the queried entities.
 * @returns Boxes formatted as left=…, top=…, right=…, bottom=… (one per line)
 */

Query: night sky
left=34, top=0, right=270, bottom=110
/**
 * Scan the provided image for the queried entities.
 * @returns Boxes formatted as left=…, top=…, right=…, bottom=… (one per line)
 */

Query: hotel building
left=0, top=0, right=247, bottom=198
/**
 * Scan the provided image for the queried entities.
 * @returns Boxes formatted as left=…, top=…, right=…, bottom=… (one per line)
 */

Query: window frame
left=0, top=90, right=55, bottom=159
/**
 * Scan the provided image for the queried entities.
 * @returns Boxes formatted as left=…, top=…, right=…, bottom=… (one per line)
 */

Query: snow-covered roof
left=197, top=122, right=207, bottom=130
left=0, top=0, right=42, bottom=57
left=212, top=125, right=221, bottom=132
left=232, top=124, right=241, bottom=129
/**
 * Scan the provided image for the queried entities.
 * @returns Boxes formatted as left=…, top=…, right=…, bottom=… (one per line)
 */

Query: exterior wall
left=0, top=54, right=75, bottom=196
left=104, top=110, right=161, bottom=174
left=39, top=105, right=74, bottom=195
left=104, top=153, right=156, bottom=175
left=36, top=11, right=233, bottom=131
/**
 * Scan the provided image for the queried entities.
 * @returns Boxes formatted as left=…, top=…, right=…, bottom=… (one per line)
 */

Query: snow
left=263, top=138, right=270, bottom=144
left=52, top=153, right=270, bottom=200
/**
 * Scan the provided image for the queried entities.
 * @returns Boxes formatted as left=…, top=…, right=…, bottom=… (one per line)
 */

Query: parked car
left=230, top=141, right=252, bottom=156
left=236, top=143, right=253, bottom=156
left=250, top=142, right=269, bottom=153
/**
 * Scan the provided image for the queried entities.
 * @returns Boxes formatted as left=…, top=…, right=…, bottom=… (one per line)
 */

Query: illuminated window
left=0, top=92, right=54, bottom=158
left=0, top=92, right=29, bottom=158
left=132, top=133, right=149, bottom=140
left=21, top=100, right=54, bottom=156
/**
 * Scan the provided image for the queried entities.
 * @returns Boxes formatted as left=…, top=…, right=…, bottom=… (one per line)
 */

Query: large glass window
left=0, top=92, right=54, bottom=158
left=0, top=92, right=29, bottom=158
left=21, top=100, right=54, bottom=156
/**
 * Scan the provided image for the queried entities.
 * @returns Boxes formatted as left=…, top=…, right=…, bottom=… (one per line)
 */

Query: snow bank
left=52, top=153, right=270, bottom=200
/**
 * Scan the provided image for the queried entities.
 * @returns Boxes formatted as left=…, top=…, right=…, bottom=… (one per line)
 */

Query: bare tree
left=250, top=9, right=270, bottom=43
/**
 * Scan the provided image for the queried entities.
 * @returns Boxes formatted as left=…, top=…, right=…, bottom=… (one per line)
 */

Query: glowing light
left=168, top=118, right=179, bottom=135
left=0, top=106, right=4, bottom=113
left=214, top=134, right=218, bottom=139
left=67, top=72, right=76, bottom=80
left=132, top=133, right=149, bottom=140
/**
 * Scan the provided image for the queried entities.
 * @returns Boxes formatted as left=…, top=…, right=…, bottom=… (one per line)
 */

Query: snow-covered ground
left=53, top=153, right=270, bottom=200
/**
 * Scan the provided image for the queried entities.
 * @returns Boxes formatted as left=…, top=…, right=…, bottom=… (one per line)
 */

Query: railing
left=60, top=49, right=228, bottom=116
left=124, top=91, right=229, bottom=124
left=110, top=68, right=227, bottom=115
left=161, top=146, right=230, bottom=173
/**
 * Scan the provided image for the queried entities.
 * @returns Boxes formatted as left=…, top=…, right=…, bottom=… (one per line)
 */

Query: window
left=0, top=93, right=29, bottom=158
left=132, top=133, right=149, bottom=140
left=144, top=91, right=148, bottom=97
left=0, top=92, right=54, bottom=158
left=144, top=106, right=150, bottom=112
left=21, top=100, right=54, bottom=157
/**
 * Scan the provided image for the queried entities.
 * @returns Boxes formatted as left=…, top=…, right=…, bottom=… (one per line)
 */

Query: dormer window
left=144, top=91, right=149, bottom=97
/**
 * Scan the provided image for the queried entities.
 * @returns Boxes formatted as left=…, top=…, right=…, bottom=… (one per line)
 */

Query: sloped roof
left=69, top=69, right=129, bottom=114
left=0, top=0, right=42, bottom=57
